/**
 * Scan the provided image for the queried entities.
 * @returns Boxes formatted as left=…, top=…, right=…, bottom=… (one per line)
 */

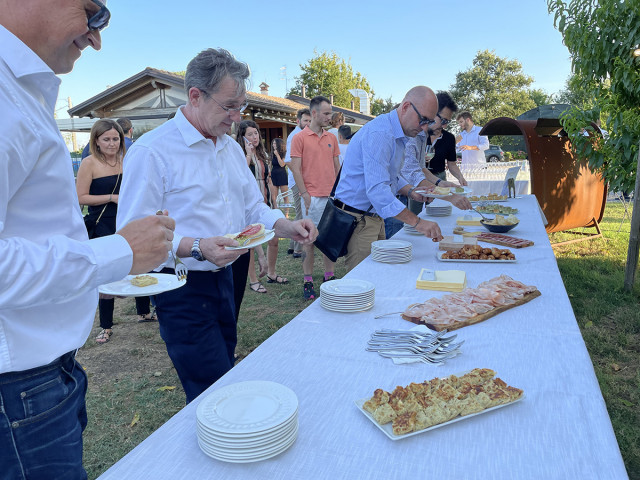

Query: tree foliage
left=370, top=96, right=395, bottom=116
left=556, top=74, right=596, bottom=110
left=528, top=88, right=556, bottom=107
left=548, top=0, right=640, bottom=193
left=449, top=50, right=536, bottom=126
left=289, top=50, right=374, bottom=112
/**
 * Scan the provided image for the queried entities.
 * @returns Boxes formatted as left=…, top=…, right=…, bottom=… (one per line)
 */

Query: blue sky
left=56, top=0, right=572, bottom=118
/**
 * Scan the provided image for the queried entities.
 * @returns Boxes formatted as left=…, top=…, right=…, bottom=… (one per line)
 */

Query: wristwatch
left=190, top=238, right=205, bottom=261
left=435, top=179, right=442, bottom=186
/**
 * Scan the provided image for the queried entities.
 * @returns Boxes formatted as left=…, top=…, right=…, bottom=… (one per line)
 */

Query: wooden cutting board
left=401, top=289, right=541, bottom=331
left=452, top=227, right=534, bottom=248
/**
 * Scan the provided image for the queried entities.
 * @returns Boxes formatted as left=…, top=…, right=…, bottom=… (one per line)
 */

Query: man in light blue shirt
left=335, top=86, right=445, bottom=271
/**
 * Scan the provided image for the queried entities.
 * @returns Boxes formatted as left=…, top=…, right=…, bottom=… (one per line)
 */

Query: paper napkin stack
left=416, top=268, right=467, bottom=292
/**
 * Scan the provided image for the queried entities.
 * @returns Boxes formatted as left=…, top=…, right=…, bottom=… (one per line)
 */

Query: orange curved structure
left=480, top=117, right=606, bottom=234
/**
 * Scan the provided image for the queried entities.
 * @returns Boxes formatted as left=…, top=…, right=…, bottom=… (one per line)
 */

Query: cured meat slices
left=402, top=275, right=540, bottom=331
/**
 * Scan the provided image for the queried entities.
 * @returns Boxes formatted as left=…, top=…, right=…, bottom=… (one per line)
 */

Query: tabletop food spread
left=96, top=195, right=627, bottom=480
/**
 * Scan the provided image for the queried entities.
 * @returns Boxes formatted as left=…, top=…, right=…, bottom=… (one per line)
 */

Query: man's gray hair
left=184, top=48, right=251, bottom=96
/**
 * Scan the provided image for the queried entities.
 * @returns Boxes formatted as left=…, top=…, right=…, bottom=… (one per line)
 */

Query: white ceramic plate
left=98, top=273, right=186, bottom=297
left=436, top=251, right=516, bottom=263
left=371, top=240, right=412, bottom=250
left=354, top=394, right=524, bottom=441
left=225, top=230, right=275, bottom=250
left=414, top=186, right=472, bottom=198
left=196, top=381, right=298, bottom=435
left=320, top=279, right=375, bottom=296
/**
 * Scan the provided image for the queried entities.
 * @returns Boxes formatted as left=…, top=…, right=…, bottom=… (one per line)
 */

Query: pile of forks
left=366, top=329, right=463, bottom=364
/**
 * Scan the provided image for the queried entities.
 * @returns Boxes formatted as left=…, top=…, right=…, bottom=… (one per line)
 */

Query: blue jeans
left=384, top=195, right=409, bottom=239
left=0, top=351, right=88, bottom=480
left=154, top=268, right=236, bottom=404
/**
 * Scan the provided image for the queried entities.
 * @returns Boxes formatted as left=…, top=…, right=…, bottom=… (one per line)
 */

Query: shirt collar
left=302, top=125, right=330, bottom=138
left=0, top=25, right=55, bottom=79
left=0, top=25, right=60, bottom=111
left=173, top=106, right=230, bottom=150
left=389, top=109, right=407, bottom=142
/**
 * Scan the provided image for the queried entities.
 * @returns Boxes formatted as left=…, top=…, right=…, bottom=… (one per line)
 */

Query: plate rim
left=98, top=273, right=186, bottom=297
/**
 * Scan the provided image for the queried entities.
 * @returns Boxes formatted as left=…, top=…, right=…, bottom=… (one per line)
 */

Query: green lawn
left=81, top=201, right=639, bottom=479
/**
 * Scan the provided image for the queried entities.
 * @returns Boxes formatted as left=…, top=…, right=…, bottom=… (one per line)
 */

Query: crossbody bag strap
left=96, top=172, right=121, bottom=225
left=331, top=167, right=374, bottom=214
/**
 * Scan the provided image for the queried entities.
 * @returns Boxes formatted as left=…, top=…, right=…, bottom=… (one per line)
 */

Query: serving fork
left=156, top=210, right=188, bottom=281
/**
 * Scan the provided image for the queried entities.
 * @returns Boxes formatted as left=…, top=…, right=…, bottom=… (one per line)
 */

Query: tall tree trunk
left=624, top=143, right=640, bottom=291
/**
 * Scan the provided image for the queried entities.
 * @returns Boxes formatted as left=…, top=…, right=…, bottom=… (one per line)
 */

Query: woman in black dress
left=269, top=138, right=289, bottom=211
left=76, top=119, right=154, bottom=344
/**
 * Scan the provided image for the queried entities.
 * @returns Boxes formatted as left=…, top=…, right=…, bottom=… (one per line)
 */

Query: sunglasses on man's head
left=87, top=0, right=110, bottom=31
left=410, top=102, right=436, bottom=127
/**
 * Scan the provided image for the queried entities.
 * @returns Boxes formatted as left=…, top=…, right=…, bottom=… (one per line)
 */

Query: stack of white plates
left=371, top=239, right=412, bottom=263
left=196, top=381, right=298, bottom=463
left=320, top=278, right=375, bottom=312
left=425, top=204, right=452, bottom=217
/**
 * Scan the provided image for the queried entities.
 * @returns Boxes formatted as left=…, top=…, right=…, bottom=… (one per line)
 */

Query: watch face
left=191, top=249, right=204, bottom=261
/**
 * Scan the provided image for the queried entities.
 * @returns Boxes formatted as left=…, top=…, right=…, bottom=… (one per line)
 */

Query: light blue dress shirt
left=334, top=110, right=410, bottom=219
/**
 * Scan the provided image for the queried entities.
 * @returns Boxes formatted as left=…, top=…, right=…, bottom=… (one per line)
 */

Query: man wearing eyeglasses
left=334, top=86, right=445, bottom=271
left=401, top=91, right=469, bottom=215
left=0, top=1, right=176, bottom=478
left=117, top=48, right=317, bottom=404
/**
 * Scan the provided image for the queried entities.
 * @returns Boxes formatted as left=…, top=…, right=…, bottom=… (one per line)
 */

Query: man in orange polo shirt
left=290, top=96, right=341, bottom=300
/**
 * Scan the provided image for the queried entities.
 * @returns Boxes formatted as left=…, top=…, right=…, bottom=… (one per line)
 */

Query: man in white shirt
left=285, top=108, right=311, bottom=258
left=455, top=111, right=489, bottom=166
left=0, top=1, right=175, bottom=478
left=117, top=48, right=317, bottom=403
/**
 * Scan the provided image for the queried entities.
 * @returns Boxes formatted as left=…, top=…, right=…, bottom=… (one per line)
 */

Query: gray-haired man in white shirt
left=0, top=1, right=175, bottom=477
left=117, top=48, right=317, bottom=404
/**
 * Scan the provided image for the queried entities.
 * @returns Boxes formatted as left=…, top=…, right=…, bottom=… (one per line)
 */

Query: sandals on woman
left=266, top=274, right=288, bottom=284
left=137, top=310, right=157, bottom=323
left=96, top=329, right=112, bottom=344
left=249, top=281, right=267, bottom=293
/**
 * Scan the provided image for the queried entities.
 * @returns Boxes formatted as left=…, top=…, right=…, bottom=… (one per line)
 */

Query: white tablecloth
left=98, top=195, right=627, bottom=480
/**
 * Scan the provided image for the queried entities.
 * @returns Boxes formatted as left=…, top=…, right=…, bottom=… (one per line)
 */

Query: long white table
left=98, top=195, right=627, bottom=480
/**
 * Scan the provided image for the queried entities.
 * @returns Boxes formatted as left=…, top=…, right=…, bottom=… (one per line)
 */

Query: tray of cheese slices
left=355, top=368, right=524, bottom=440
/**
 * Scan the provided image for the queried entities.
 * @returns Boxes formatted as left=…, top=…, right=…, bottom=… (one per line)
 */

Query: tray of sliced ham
left=402, top=275, right=541, bottom=331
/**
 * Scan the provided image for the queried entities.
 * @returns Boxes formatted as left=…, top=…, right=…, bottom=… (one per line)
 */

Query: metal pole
left=623, top=142, right=640, bottom=291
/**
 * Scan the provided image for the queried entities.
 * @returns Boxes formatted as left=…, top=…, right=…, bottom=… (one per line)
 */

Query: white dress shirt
left=457, top=125, right=489, bottom=166
left=0, top=26, right=133, bottom=373
left=334, top=109, right=409, bottom=219
left=116, top=107, right=284, bottom=271
left=285, top=125, right=302, bottom=188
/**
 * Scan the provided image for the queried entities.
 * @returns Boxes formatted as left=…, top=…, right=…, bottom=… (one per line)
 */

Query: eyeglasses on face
left=200, top=89, right=248, bottom=113
left=87, top=0, right=110, bottom=31
left=410, top=102, right=436, bottom=127
left=437, top=113, right=451, bottom=126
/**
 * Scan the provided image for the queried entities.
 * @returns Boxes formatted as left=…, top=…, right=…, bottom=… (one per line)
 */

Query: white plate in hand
left=224, top=230, right=275, bottom=250
left=99, top=273, right=186, bottom=296
left=414, top=186, right=472, bottom=198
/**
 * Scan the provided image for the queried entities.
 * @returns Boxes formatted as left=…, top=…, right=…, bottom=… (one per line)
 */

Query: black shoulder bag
left=314, top=168, right=369, bottom=263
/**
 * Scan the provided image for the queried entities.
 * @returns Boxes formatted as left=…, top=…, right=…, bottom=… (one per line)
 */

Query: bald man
left=334, top=86, right=446, bottom=271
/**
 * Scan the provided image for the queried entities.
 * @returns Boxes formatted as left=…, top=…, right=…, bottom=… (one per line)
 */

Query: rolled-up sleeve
left=401, top=137, right=426, bottom=187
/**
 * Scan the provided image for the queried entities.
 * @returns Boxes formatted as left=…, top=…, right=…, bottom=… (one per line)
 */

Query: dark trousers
left=231, top=251, right=251, bottom=320
left=0, top=352, right=88, bottom=479
left=154, top=268, right=236, bottom=403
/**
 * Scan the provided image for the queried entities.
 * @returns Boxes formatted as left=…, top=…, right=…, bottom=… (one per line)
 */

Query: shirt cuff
left=261, top=209, right=286, bottom=229
left=88, top=234, right=133, bottom=286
